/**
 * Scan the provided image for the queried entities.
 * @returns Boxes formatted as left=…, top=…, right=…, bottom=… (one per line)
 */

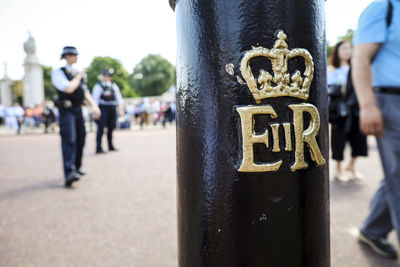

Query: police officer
left=92, top=69, right=124, bottom=154
left=51, top=46, right=100, bottom=187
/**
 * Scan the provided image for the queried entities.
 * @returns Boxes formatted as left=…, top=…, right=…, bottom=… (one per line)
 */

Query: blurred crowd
left=0, top=98, right=176, bottom=135
left=125, top=98, right=176, bottom=130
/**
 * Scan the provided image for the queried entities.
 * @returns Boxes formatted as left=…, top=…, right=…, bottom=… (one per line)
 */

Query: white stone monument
left=22, top=33, right=44, bottom=107
left=0, top=63, right=13, bottom=105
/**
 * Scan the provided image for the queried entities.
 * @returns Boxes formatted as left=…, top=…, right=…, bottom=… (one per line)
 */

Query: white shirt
left=14, top=106, right=24, bottom=118
left=51, top=65, right=77, bottom=91
left=327, top=66, right=350, bottom=86
left=92, top=81, right=123, bottom=106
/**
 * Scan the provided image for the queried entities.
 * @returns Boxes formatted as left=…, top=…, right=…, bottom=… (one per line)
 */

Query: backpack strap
left=369, top=1, right=394, bottom=62
left=387, top=0, right=393, bottom=27
left=60, top=67, right=74, bottom=81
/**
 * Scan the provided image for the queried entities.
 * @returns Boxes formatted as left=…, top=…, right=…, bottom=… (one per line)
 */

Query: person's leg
left=335, top=160, right=342, bottom=175
left=58, top=109, right=77, bottom=178
left=358, top=95, right=400, bottom=258
left=107, top=106, right=117, bottom=150
left=44, top=119, right=49, bottom=133
left=96, top=106, right=106, bottom=152
left=376, top=96, right=400, bottom=243
left=362, top=94, right=400, bottom=242
left=359, top=178, right=397, bottom=258
left=347, top=115, right=368, bottom=178
left=5, top=117, right=11, bottom=131
left=140, top=112, right=145, bottom=129
left=346, top=157, right=356, bottom=171
left=17, top=118, right=22, bottom=135
left=144, top=112, right=149, bottom=126
left=75, top=107, right=86, bottom=171
left=361, top=180, right=393, bottom=239
left=331, top=118, right=347, bottom=180
left=162, top=114, right=167, bottom=128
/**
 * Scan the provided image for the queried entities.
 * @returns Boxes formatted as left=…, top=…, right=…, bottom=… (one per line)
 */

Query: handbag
left=328, top=83, right=350, bottom=122
left=328, top=85, right=342, bottom=98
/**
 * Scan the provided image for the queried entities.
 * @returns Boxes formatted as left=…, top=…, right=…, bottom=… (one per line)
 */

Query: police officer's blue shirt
left=51, top=65, right=77, bottom=91
left=92, top=81, right=123, bottom=106
left=354, top=0, right=400, bottom=87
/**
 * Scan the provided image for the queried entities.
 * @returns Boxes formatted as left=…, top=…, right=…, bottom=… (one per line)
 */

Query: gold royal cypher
left=236, top=31, right=325, bottom=172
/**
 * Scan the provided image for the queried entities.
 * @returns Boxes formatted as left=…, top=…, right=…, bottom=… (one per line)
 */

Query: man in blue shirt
left=52, top=46, right=100, bottom=187
left=352, top=0, right=400, bottom=259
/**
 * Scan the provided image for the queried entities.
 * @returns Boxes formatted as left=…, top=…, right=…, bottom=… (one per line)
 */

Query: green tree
left=42, top=65, right=57, bottom=99
left=86, top=56, right=137, bottom=97
left=129, top=54, right=175, bottom=96
left=339, top=29, right=354, bottom=43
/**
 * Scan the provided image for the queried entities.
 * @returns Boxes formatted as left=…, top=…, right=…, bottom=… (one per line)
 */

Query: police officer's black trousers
left=59, top=106, right=86, bottom=178
left=96, top=105, right=117, bottom=151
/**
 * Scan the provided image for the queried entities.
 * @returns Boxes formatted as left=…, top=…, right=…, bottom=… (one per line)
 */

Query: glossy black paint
left=174, top=1, right=329, bottom=266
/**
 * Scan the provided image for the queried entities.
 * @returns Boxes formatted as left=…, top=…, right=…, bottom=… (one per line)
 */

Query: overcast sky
left=0, top=0, right=372, bottom=80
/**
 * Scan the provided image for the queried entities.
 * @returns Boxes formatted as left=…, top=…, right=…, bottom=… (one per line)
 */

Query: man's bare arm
left=352, top=43, right=383, bottom=137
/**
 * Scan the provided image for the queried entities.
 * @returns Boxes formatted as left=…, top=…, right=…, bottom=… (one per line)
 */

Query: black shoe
left=96, top=148, right=105, bottom=154
left=358, top=231, right=398, bottom=259
left=109, top=147, right=118, bottom=152
left=65, top=172, right=80, bottom=187
left=77, top=168, right=86, bottom=176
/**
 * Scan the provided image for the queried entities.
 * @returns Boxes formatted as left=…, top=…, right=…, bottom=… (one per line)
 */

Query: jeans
left=361, top=93, right=400, bottom=242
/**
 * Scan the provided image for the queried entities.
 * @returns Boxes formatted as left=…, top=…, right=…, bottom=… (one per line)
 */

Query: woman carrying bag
left=328, top=40, right=368, bottom=182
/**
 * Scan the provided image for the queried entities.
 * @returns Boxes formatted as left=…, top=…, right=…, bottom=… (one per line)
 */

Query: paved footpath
left=0, top=128, right=399, bottom=266
left=0, top=128, right=177, bottom=267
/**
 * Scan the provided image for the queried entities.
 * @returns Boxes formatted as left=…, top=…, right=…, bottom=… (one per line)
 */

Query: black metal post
left=171, top=0, right=329, bottom=266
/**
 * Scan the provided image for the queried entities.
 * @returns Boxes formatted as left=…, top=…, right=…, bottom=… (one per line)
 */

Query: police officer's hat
left=101, top=69, right=113, bottom=77
left=60, top=46, right=78, bottom=59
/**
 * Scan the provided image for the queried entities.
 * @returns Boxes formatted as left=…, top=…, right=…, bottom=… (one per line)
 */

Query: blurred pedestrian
left=352, top=0, right=400, bottom=259
left=91, top=69, right=124, bottom=153
left=169, top=101, right=176, bottom=118
left=162, top=102, right=173, bottom=128
left=327, top=40, right=367, bottom=182
left=42, top=100, right=56, bottom=134
left=151, top=100, right=161, bottom=125
left=33, top=104, right=43, bottom=128
left=23, top=106, right=34, bottom=129
left=52, top=46, right=100, bottom=187
left=140, top=98, right=150, bottom=129
left=14, top=103, right=24, bottom=134
left=134, top=103, right=141, bottom=125
left=126, top=102, right=136, bottom=125
left=0, top=104, right=4, bottom=125
left=4, top=104, right=18, bottom=132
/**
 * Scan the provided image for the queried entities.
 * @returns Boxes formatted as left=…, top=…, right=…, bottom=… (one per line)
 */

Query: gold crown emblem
left=240, top=31, right=314, bottom=103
